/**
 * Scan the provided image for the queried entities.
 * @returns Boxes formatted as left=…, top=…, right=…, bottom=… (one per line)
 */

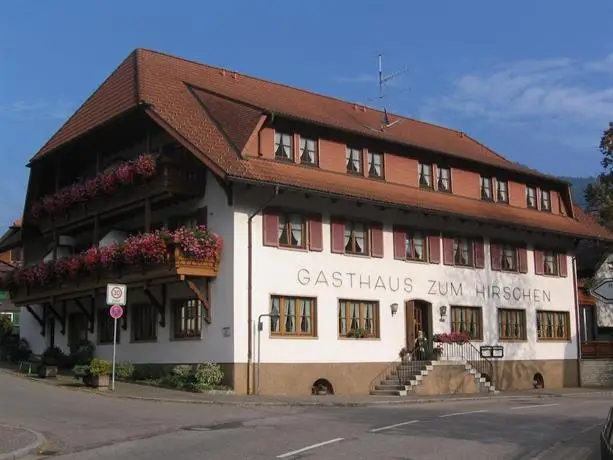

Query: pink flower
left=115, top=163, right=135, bottom=185
left=133, top=154, right=156, bottom=178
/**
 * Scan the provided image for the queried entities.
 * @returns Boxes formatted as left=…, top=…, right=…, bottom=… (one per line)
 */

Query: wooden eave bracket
left=182, top=276, right=211, bottom=324
left=25, top=305, right=45, bottom=337
left=74, top=297, right=95, bottom=333
left=143, top=283, right=167, bottom=327
left=46, top=298, right=67, bottom=335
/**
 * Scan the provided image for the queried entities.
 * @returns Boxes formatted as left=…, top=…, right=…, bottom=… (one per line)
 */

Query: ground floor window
left=498, top=308, right=526, bottom=340
left=450, top=306, right=482, bottom=340
left=131, top=303, right=158, bottom=342
left=270, top=295, right=317, bottom=336
left=97, top=308, right=120, bottom=344
left=338, top=300, right=380, bottom=338
left=172, top=299, right=202, bottom=339
left=536, top=310, right=570, bottom=340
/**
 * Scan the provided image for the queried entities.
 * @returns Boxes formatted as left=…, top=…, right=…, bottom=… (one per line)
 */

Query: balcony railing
left=581, top=341, right=613, bottom=359
left=31, top=156, right=207, bottom=233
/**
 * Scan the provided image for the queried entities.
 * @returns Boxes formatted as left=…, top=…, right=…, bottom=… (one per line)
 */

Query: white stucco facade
left=588, top=254, right=613, bottom=328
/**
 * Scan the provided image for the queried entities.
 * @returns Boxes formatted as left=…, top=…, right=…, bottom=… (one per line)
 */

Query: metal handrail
left=440, top=341, right=495, bottom=388
left=369, top=355, right=404, bottom=393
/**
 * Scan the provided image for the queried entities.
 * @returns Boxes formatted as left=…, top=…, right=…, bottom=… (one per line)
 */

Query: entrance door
left=405, top=300, right=431, bottom=351
left=68, top=312, right=88, bottom=352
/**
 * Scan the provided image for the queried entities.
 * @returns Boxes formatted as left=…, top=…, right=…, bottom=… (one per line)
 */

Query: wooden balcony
left=6, top=246, right=219, bottom=305
left=32, top=158, right=207, bottom=235
left=581, top=341, right=613, bottom=359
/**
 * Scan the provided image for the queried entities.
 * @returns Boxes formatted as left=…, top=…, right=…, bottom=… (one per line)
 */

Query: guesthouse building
left=8, top=49, right=613, bottom=396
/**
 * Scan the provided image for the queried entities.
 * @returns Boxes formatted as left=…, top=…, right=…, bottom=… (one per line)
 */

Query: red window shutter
left=262, top=210, right=279, bottom=247
left=534, top=249, right=544, bottom=275
left=558, top=253, right=568, bottom=277
left=330, top=216, right=346, bottom=254
left=393, top=226, right=406, bottom=260
left=490, top=242, right=502, bottom=271
left=518, top=246, right=528, bottom=273
left=442, top=236, right=455, bottom=266
left=308, top=214, right=323, bottom=252
left=370, top=222, right=384, bottom=258
left=428, top=234, right=441, bottom=264
left=474, top=238, right=485, bottom=268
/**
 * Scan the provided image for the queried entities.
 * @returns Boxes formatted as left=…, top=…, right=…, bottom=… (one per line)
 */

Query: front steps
left=371, top=359, right=499, bottom=397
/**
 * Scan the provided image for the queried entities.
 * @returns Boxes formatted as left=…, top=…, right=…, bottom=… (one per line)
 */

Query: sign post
left=106, top=283, right=127, bottom=392
left=591, top=279, right=613, bottom=304
left=109, top=304, right=124, bottom=391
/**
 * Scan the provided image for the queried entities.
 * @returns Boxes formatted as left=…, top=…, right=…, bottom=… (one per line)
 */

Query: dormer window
left=437, top=167, right=451, bottom=192
left=497, top=180, right=509, bottom=203
left=299, top=137, right=318, bottom=165
left=419, top=163, right=433, bottom=189
left=527, top=186, right=537, bottom=209
left=346, top=147, right=362, bottom=174
left=480, top=177, right=493, bottom=200
left=275, top=132, right=293, bottom=161
left=541, top=190, right=551, bottom=212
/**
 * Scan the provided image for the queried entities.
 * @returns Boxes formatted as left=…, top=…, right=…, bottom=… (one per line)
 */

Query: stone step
left=370, top=389, right=407, bottom=396
left=375, top=384, right=409, bottom=391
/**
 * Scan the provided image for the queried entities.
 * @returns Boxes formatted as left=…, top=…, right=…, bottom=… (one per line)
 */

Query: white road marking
left=369, top=420, right=419, bottom=433
left=510, top=403, right=560, bottom=411
left=439, top=409, right=489, bottom=418
left=276, top=438, right=345, bottom=458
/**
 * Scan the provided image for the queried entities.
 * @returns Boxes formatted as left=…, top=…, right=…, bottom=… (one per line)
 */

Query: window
left=450, top=306, right=482, bottom=340
left=437, top=167, right=451, bottom=192
left=526, top=186, right=537, bottom=208
left=299, top=137, right=318, bottom=165
left=270, top=296, right=316, bottom=337
left=406, top=231, right=427, bottom=261
left=346, top=147, right=362, bottom=174
left=543, top=250, right=558, bottom=275
left=344, top=220, right=369, bottom=255
left=541, top=190, right=551, bottom=212
left=501, top=244, right=518, bottom=271
left=454, top=237, right=474, bottom=266
left=536, top=311, right=570, bottom=341
left=97, top=309, right=119, bottom=344
left=172, top=299, right=202, bottom=339
left=418, top=163, right=433, bottom=188
left=338, top=300, right=379, bottom=338
left=131, top=303, right=157, bottom=342
left=278, top=213, right=306, bottom=249
left=497, top=180, right=509, bottom=203
left=367, top=152, right=383, bottom=178
left=498, top=309, right=526, bottom=340
left=480, top=177, right=493, bottom=200
left=274, top=132, right=293, bottom=161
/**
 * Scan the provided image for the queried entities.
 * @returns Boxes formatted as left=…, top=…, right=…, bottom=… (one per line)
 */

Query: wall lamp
left=390, top=303, right=399, bottom=316
left=439, top=305, right=447, bottom=321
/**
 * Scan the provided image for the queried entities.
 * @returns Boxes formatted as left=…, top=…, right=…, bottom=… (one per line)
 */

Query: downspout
left=247, top=185, right=280, bottom=395
left=572, top=255, right=582, bottom=387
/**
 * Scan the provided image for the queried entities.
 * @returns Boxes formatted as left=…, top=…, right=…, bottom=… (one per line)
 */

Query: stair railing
left=369, top=354, right=404, bottom=393
left=440, top=340, right=495, bottom=387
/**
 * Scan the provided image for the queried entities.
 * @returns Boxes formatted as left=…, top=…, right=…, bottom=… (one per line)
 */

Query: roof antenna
left=376, top=54, right=408, bottom=129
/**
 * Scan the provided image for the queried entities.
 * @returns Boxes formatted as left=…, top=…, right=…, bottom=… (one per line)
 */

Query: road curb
left=0, top=424, right=46, bottom=460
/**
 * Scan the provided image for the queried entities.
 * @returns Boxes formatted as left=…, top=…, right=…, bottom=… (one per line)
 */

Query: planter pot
left=38, top=365, right=58, bottom=378
left=90, top=374, right=110, bottom=389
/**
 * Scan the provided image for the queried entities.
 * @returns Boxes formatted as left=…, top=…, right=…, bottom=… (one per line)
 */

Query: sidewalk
left=0, top=424, right=45, bottom=460
left=7, top=368, right=613, bottom=407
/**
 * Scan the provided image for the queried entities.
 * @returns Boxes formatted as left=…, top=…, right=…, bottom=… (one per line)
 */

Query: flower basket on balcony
left=0, top=225, right=223, bottom=295
left=432, top=332, right=471, bottom=344
left=346, top=328, right=374, bottom=339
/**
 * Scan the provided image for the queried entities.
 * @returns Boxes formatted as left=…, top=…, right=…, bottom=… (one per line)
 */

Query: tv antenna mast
left=375, top=54, right=409, bottom=129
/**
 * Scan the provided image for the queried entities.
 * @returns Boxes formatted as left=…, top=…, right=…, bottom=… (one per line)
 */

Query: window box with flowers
left=1, top=226, right=223, bottom=302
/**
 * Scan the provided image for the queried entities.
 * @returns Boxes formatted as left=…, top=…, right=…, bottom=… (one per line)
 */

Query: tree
left=585, top=122, right=613, bottom=228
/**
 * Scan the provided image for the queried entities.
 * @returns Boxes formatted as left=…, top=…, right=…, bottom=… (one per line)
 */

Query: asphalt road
left=0, top=371, right=607, bottom=460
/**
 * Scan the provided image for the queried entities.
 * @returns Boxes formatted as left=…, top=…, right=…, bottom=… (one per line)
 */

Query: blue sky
left=1, top=0, right=613, bottom=228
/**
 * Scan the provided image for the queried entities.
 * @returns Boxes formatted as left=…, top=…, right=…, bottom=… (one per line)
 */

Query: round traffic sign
left=109, top=304, right=124, bottom=319
left=110, top=287, right=123, bottom=300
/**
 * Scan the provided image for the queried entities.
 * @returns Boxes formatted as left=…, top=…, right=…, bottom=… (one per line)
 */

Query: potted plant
left=87, top=358, right=112, bottom=389
left=347, top=328, right=373, bottom=339
left=38, top=346, right=62, bottom=378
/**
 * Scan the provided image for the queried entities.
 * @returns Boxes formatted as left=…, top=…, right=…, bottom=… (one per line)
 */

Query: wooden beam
left=182, top=277, right=211, bottom=324
left=75, top=298, right=94, bottom=333
left=25, top=305, right=45, bottom=336
left=143, top=283, right=166, bottom=327
left=144, top=198, right=152, bottom=232
left=93, top=213, right=100, bottom=247
left=47, top=300, right=67, bottom=335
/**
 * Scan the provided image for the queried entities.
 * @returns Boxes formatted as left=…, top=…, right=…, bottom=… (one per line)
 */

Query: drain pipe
left=572, top=255, right=582, bottom=387
left=247, top=185, right=280, bottom=395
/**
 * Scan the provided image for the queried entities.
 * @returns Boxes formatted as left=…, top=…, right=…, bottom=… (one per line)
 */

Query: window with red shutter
left=442, top=237, right=455, bottom=266
left=370, top=222, right=384, bottom=258
left=518, top=247, right=528, bottom=273
left=428, top=234, right=441, bottom=264
left=474, top=238, right=485, bottom=268
left=393, top=226, right=407, bottom=260
left=308, top=214, right=323, bottom=252
left=533, top=249, right=545, bottom=275
left=558, top=253, right=568, bottom=277
left=490, top=242, right=502, bottom=271
left=262, top=210, right=280, bottom=247
left=330, top=217, right=346, bottom=254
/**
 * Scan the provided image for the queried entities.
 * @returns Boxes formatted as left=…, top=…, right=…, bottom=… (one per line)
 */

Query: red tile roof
left=27, top=49, right=613, bottom=241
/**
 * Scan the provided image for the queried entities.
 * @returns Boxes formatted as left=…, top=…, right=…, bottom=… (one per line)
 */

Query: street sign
left=106, top=283, right=127, bottom=306
left=109, top=304, right=124, bottom=319
left=591, top=278, right=613, bottom=303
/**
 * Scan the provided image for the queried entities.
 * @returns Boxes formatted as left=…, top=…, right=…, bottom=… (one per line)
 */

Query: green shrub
left=194, top=363, right=223, bottom=387
left=0, top=315, right=12, bottom=337
left=89, top=358, right=112, bottom=376
left=162, top=363, right=225, bottom=392
left=115, top=361, right=134, bottom=379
